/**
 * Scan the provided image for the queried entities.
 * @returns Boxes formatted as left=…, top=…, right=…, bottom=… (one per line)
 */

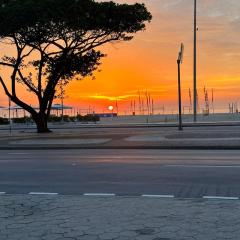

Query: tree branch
left=79, top=35, right=121, bottom=55
left=0, top=76, right=12, bottom=98
left=37, top=52, right=44, bottom=99
left=0, top=62, right=14, bottom=68
left=21, top=47, right=35, bottom=59
left=17, top=69, right=39, bottom=96
left=0, top=75, right=37, bottom=116
left=11, top=35, right=23, bottom=97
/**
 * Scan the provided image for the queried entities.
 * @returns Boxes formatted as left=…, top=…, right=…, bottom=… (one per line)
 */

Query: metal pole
left=177, top=60, right=183, bottom=131
left=193, top=0, right=197, bottom=122
left=61, top=80, right=64, bottom=122
left=8, top=97, right=12, bottom=134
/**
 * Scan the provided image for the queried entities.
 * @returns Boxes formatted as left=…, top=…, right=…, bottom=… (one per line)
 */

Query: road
left=1, top=149, right=240, bottom=198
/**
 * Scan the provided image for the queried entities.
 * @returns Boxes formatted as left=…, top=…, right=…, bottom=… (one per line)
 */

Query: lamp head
left=177, top=43, right=184, bottom=63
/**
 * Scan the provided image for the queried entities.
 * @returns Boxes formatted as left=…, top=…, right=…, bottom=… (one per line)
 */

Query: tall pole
left=60, top=80, right=64, bottom=122
left=177, top=43, right=184, bottom=131
left=115, top=100, right=119, bottom=116
left=177, top=59, right=183, bottom=131
left=211, top=88, right=215, bottom=114
left=138, top=91, right=141, bottom=115
left=8, top=97, right=12, bottom=135
left=193, top=0, right=197, bottom=122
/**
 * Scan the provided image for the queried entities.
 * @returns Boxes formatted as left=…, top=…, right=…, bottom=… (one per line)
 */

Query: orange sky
left=1, top=0, right=240, bottom=114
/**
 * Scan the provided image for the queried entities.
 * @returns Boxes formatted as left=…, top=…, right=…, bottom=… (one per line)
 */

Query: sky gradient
left=1, top=0, right=240, bottom=114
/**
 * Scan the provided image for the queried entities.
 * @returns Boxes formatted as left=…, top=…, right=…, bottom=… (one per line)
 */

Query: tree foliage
left=0, top=0, right=152, bottom=132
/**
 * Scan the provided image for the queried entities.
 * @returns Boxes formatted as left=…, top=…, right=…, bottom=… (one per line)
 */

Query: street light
left=193, top=0, right=197, bottom=122
left=177, top=43, right=184, bottom=131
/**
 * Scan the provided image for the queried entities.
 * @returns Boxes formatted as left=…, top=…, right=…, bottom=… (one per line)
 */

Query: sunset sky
left=1, top=0, right=240, bottom=114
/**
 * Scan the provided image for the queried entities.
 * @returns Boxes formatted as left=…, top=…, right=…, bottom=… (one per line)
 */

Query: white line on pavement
left=84, top=193, right=116, bottom=197
left=142, top=194, right=174, bottom=198
left=0, top=192, right=6, bottom=195
left=165, top=165, right=240, bottom=168
left=7, top=153, right=29, bottom=155
left=29, top=192, right=59, bottom=195
left=203, top=196, right=239, bottom=200
left=62, top=156, right=240, bottom=160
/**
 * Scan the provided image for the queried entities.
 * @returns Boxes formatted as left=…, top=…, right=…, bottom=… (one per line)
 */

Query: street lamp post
left=193, top=0, right=197, bottom=122
left=177, top=43, right=184, bottom=131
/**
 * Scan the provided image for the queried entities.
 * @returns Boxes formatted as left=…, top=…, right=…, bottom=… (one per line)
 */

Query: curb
left=1, top=122, right=240, bottom=131
left=1, top=145, right=240, bottom=150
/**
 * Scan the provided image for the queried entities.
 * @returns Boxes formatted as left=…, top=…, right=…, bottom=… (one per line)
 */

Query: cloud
left=89, top=94, right=138, bottom=101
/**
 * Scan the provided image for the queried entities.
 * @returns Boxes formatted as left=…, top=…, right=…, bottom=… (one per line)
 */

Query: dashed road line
left=29, top=192, right=59, bottom=195
left=1, top=191, right=240, bottom=200
left=142, top=194, right=175, bottom=198
left=84, top=193, right=116, bottom=197
left=203, top=196, right=239, bottom=200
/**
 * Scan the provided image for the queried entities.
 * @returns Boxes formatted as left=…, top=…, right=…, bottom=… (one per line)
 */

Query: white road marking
left=70, top=156, right=240, bottom=160
left=0, top=192, right=6, bottom=195
left=29, top=192, right=58, bottom=195
left=67, top=156, right=164, bottom=159
left=10, top=139, right=111, bottom=145
left=142, top=194, right=174, bottom=198
left=84, top=193, right=116, bottom=197
left=7, top=153, right=29, bottom=155
left=165, top=165, right=240, bottom=168
left=203, top=196, right=239, bottom=200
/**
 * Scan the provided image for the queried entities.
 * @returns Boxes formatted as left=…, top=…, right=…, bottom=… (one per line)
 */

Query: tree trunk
left=33, top=113, right=52, bottom=133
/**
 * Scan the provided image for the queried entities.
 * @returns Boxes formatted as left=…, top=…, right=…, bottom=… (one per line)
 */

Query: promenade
left=1, top=123, right=240, bottom=149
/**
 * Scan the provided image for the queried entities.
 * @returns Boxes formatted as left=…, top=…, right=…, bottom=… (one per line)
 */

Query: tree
left=0, top=0, right=151, bottom=133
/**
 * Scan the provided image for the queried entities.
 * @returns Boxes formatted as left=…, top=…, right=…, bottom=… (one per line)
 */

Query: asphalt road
left=1, top=149, right=240, bottom=198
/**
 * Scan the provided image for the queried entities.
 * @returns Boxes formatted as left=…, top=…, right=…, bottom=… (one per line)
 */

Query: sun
left=108, top=106, right=114, bottom=111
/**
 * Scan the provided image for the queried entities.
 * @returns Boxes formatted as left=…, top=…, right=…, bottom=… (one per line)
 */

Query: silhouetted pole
left=193, top=0, right=197, bottom=122
left=189, top=88, right=192, bottom=112
left=177, top=43, right=184, bottom=131
left=211, top=88, right=215, bottom=114
left=60, top=80, right=64, bottom=122
left=8, top=97, right=12, bottom=134
left=115, top=100, right=119, bottom=116
left=138, top=91, right=142, bottom=115
left=177, top=61, right=183, bottom=131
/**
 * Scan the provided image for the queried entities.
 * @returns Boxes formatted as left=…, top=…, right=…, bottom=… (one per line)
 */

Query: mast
left=193, top=0, right=197, bottom=122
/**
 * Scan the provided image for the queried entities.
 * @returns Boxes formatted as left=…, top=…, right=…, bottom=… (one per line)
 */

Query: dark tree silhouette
left=0, top=0, right=151, bottom=133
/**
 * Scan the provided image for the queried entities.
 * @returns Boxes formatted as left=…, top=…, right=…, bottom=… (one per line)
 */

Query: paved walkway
left=1, top=194, right=240, bottom=240
left=1, top=126, right=240, bottom=149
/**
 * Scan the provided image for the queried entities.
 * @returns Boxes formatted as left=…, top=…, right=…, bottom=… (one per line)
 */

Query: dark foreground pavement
left=1, top=126, right=240, bottom=239
left=1, top=194, right=240, bottom=240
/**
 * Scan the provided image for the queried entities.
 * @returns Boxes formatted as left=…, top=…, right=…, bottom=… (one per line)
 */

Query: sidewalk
left=1, top=125, right=240, bottom=149
left=0, top=194, right=239, bottom=240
